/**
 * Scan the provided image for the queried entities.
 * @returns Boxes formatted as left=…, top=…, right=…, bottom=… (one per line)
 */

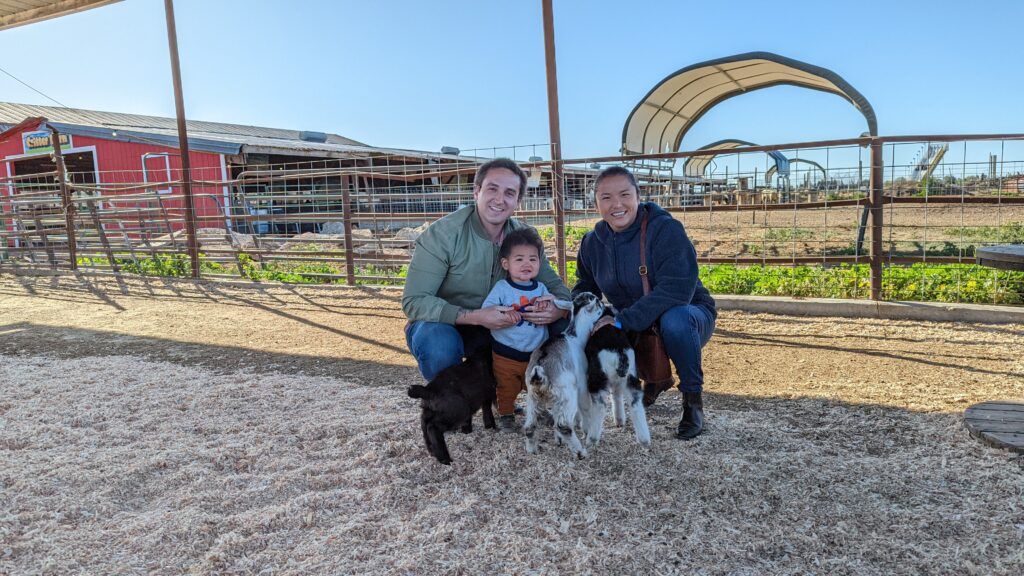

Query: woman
left=572, top=166, right=716, bottom=440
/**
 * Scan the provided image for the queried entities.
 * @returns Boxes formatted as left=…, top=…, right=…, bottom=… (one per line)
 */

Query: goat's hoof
left=437, top=458, right=452, bottom=466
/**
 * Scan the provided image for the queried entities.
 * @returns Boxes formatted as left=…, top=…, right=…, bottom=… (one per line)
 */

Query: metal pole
left=542, top=0, right=567, bottom=280
left=341, top=173, right=355, bottom=285
left=48, top=124, right=77, bottom=270
left=869, top=139, right=884, bottom=300
left=164, top=0, right=200, bottom=278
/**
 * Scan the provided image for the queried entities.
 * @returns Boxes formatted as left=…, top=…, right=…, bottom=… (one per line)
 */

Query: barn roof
left=621, top=52, right=877, bottom=156
left=0, top=101, right=378, bottom=156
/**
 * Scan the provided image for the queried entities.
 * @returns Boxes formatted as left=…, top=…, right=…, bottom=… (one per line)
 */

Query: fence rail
left=2, top=133, right=1023, bottom=304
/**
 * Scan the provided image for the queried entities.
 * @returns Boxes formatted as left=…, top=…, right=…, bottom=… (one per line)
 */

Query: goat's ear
left=552, top=299, right=573, bottom=311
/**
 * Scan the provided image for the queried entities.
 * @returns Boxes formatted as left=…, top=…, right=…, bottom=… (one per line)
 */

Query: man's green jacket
left=401, top=205, right=570, bottom=324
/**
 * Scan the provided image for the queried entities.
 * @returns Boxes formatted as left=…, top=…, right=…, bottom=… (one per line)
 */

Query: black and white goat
left=523, top=292, right=604, bottom=458
left=583, top=309, right=651, bottom=447
left=407, top=347, right=497, bottom=465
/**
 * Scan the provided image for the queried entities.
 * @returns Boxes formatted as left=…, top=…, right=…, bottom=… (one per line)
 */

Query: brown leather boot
left=642, top=378, right=675, bottom=408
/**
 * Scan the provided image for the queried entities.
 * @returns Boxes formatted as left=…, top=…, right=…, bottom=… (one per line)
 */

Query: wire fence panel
left=2, top=135, right=1022, bottom=305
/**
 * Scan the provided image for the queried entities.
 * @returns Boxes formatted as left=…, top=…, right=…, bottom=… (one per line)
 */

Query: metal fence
left=2, top=134, right=1023, bottom=304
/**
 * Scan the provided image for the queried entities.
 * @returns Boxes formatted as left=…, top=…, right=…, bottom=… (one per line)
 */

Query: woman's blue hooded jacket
left=572, top=202, right=716, bottom=332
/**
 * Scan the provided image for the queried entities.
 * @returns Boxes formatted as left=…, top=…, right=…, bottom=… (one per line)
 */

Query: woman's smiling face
left=595, top=173, right=639, bottom=233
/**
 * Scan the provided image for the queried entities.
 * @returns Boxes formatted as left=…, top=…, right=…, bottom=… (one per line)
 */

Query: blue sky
left=1, top=0, right=1022, bottom=162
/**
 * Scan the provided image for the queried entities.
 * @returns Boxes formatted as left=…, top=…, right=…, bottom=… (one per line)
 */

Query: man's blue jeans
left=404, top=322, right=490, bottom=381
left=657, top=304, right=716, bottom=393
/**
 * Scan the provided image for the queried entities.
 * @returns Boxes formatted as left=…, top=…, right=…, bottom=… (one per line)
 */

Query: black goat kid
left=407, top=347, right=497, bottom=465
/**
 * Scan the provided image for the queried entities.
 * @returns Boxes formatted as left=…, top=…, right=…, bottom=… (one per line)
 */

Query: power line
left=0, top=64, right=70, bottom=108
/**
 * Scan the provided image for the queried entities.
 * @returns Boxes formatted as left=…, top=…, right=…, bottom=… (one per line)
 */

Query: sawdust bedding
left=1, top=275, right=1022, bottom=574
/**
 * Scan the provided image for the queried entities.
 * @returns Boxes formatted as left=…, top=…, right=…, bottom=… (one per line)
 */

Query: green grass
left=944, top=222, right=1024, bottom=244
left=763, top=227, right=816, bottom=242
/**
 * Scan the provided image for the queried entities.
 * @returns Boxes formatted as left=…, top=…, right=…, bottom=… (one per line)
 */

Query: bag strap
left=639, top=209, right=650, bottom=295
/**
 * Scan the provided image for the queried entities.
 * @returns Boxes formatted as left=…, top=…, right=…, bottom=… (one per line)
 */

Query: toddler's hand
left=534, top=295, right=555, bottom=312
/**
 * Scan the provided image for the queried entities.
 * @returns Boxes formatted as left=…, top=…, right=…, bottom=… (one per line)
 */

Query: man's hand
left=520, top=301, right=568, bottom=326
left=459, top=305, right=519, bottom=330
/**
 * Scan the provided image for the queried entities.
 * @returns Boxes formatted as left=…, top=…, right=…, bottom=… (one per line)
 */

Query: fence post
left=542, top=0, right=567, bottom=280
left=48, top=125, right=77, bottom=270
left=341, top=173, right=355, bottom=285
left=164, top=0, right=200, bottom=279
left=869, top=139, right=884, bottom=300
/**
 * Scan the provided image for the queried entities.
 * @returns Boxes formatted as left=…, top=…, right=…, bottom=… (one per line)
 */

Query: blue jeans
left=405, top=318, right=569, bottom=381
left=658, top=304, right=716, bottom=393
left=404, top=322, right=490, bottom=381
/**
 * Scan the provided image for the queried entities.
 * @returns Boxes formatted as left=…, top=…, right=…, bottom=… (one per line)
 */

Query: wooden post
left=869, top=140, right=884, bottom=300
left=48, top=125, right=77, bottom=270
left=341, top=173, right=356, bottom=285
left=164, top=0, right=200, bottom=278
left=542, top=0, right=567, bottom=280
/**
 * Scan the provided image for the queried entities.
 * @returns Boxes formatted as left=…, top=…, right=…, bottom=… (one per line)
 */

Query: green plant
left=537, top=225, right=590, bottom=250
left=943, top=222, right=1024, bottom=244
left=698, top=263, right=1024, bottom=304
left=763, top=228, right=816, bottom=242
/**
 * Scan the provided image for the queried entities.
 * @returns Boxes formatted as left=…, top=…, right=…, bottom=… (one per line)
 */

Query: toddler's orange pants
left=492, top=352, right=529, bottom=416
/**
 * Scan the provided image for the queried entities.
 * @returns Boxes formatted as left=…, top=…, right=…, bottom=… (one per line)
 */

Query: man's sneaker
left=497, top=415, right=518, bottom=434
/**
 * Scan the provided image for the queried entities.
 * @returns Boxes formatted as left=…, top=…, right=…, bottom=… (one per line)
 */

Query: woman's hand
left=591, top=315, right=616, bottom=334
left=520, top=301, right=567, bottom=326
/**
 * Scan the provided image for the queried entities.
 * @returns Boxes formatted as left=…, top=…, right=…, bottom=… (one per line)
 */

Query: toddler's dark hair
left=499, top=227, right=544, bottom=260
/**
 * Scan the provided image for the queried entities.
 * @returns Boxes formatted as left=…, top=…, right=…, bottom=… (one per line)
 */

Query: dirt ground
left=1, top=272, right=1022, bottom=575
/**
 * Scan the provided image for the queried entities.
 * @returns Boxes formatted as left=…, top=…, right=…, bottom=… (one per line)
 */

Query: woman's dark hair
left=499, top=227, right=544, bottom=260
left=593, top=165, right=639, bottom=192
left=474, top=158, right=527, bottom=201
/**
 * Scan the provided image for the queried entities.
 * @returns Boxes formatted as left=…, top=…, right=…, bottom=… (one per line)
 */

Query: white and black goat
left=523, top=292, right=604, bottom=458
left=583, top=308, right=651, bottom=447
left=407, top=346, right=497, bottom=465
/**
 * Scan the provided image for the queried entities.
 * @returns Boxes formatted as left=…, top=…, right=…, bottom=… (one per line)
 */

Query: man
left=403, top=158, right=570, bottom=380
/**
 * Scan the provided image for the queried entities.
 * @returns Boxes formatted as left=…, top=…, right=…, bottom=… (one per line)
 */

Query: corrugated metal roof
left=0, top=0, right=120, bottom=30
left=0, top=101, right=456, bottom=159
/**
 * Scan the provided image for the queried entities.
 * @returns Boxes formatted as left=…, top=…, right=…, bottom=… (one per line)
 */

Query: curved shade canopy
left=765, top=158, right=827, bottom=182
left=683, top=139, right=789, bottom=179
left=683, top=139, right=755, bottom=178
left=622, top=52, right=877, bottom=156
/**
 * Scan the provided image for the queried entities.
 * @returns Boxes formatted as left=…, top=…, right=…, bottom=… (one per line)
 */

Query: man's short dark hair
left=594, top=165, right=639, bottom=192
left=474, top=158, right=527, bottom=201
left=499, top=227, right=544, bottom=260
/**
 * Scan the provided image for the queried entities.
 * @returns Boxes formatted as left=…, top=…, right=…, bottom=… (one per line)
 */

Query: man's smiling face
left=473, top=167, right=521, bottom=229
